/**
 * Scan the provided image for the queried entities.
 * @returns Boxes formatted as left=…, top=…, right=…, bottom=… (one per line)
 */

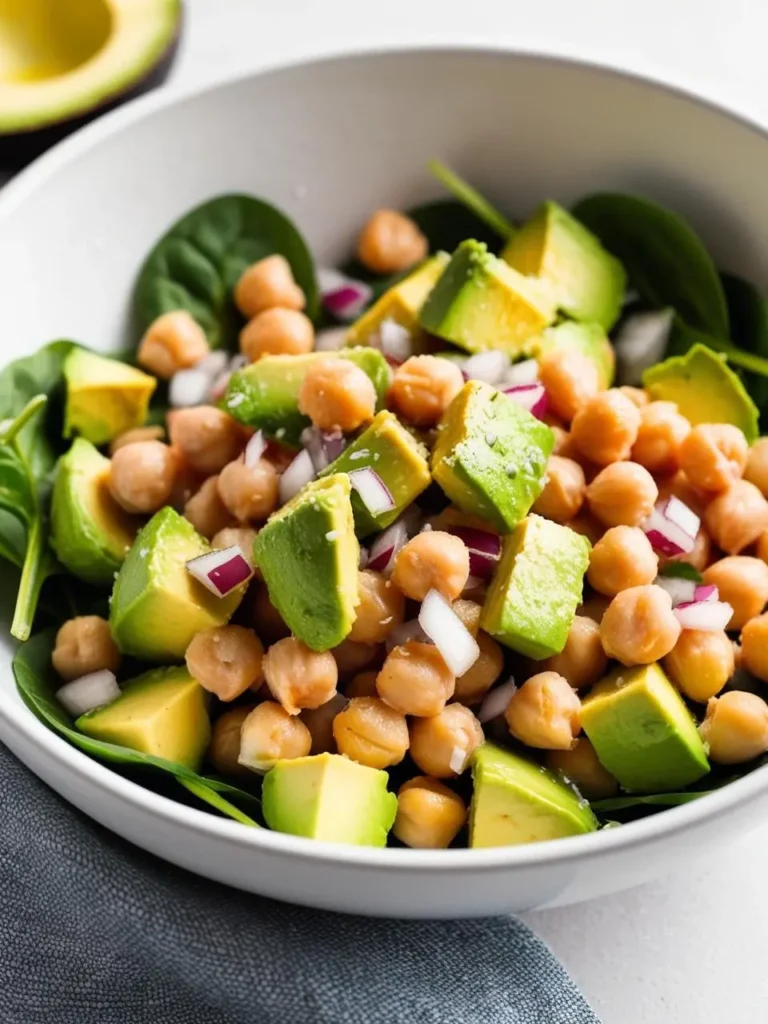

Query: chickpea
left=185, top=625, right=264, bottom=701
left=505, top=672, right=581, bottom=750
left=702, top=556, right=768, bottom=630
left=656, top=469, right=708, bottom=516
left=679, top=423, right=748, bottom=493
left=168, top=406, right=245, bottom=476
left=577, top=593, right=611, bottom=624
left=618, top=386, right=649, bottom=409
left=454, top=631, right=504, bottom=704
left=298, top=357, right=376, bottom=432
left=549, top=425, right=575, bottom=458
left=585, top=461, right=658, bottom=528
left=567, top=513, right=604, bottom=547
left=658, top=526, right=713, bottom=575
left=571, top=390, right=642, bottom=466
left=745, top=437, right=768, bottom=496
left=532, top=456, right=586, bottom=523
left=451, top=599, right=483, bottom=637
left=234, top=254, right=305, bottom=319
left=333, top=639, right=381, bottom=677
left=357, top=209, right=428, bottom=274
left=538, top=349, right=601, bottom=423
left=137, top=310, right=209, bottom=379
left=391, top=531, right=470, bottom=602
left=704, top=480, right=768, bottom=554
left=345, top=671, right=379, bottom=698
left=409, top=704, right=484, bottom=777
left=376, top=641, right=455, bottom=717
left=546, top=738, right=619, bottom=800
left=251, top=584, right=291, bottom=643
left=239, top=701, right=311, bottom=772
left=239, top=308, right=314, bottom=361
left=600, top=585, right=681, bottom=666
left=631, top=401, right=690, bottom=475
left=740, top=613, right=768, bottom=682
left=347, top=570, right=405, bottom=644
left=542, top=615, right=608, bottom=689
left=663, top=629, right=734, bottom=703
left=109, top=440, right=177, bottom=514
left=587, top=526, right=659, bottom=597
left=758, top=531, right=768, bottom=566
left=389, top=355, right=464, bottom=427
left=52, top=616, right=121, bottom=681
left=169, top=452, right=204, bottom=512
left=393, top=777, right=467, bottom=849
left=332, top=696, right=409, bottom=769
left=700, top=691, right=768, bottom=764
left=300, top=692, right=348, bottom=755
left=217, top=456, right=279, bottom=523
left=263, top=637, right=338, bottom=715
left=183, top=476, right=235, bottom=539
left=211, top=525, right=258, bottom=557
left=208, top=706, right=254, bottom=776
left=109, top=425, right=164, bottom=455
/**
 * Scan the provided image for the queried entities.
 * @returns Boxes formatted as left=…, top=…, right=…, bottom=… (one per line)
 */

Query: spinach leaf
left=13, top=630, right=260, bottom=825
left=722, top=273, right=768, bottom=421
left=408, top=199, right=502, bottom=254
left=428, top=160, right=515, bottom=240
left=659, top=562, right=703, bottom=583
left=592, top=791, right=711, bottom=812
left=133, top=194, right=318, bottom=349
left=178, top=777, right=259, bottom=827
left=667, top=316, right=768, bottom=378
left=572, top=193, right=730, bottom=338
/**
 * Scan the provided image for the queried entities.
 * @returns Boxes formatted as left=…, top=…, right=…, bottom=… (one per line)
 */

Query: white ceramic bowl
left=2, top=48, right=768, bottom=918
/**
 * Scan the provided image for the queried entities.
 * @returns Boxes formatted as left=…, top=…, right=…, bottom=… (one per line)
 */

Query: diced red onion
left=314, top=327, right=349, bottom=352
left=462, top=575, right=485, bottom=594
left=375, top=319, right=412, bottom=363
left=367, top=519, right=409, bottom=574
left=655, top=576, right=696, bottom=606
left=244, top=430, right=267, bottom=468
left=186, top=545, right=254, bottom=596
left=358, top=546, right=369, bottom=570
left=57, top=670, right=120, bottom=718
left=694, top=584, right=718, bottom=603
left=300, top=426, right=346, bottom=473
left=418, top=589, right=480, bottom=676
left=279, top=449, right=315, bottom=505
left=169, top=368, right=211, bottom=408
left=463, top=350, right=510, bottom=386
left=349, top=468, right=395, bottom=517
left=478, top=677, right=518, bottom=723
left=615, top=308, right=674, bottom=386
left=642, top=496, right=700, bottom=556
left=502, top=358, right=539, bottom=388
left=674, top=600, right=734, bottom=632
left=318, top=267, right=372, bottom=322
left=447, top=525, right=501, bottom=580
left=385, top=618, right=431, bottom=651
left=449, top=745, right=469, bottom=775
left=503, top=383, right=549, bottom=420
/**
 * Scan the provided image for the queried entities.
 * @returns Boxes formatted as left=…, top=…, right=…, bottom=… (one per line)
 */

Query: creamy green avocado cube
left=432, top=381, right=554, bottom=533
left=470, top=742, right=598, bottom=848
left=254, top=474, right=359, bottom=651
left=535, top=321, right=615, bottom=388
left=64, top=347, right=156, bottom=445
left=262, top=753, right=397, bottom=846
left=319, top=410, right=431, bottom=537
left=502, top=201, right=626, bottom=331
left=50, top=439, right=139, bottom=585
left=580, top=663, right=710, bottom=793
left=76, top=666, right=210, bottom=770
left=222, top=348, right=390, bottom=446
left=110, top=507, right=244, bottom=661
left=482, top=514, right=590, bottom=658
left=419, top=240, right=556, bottom=355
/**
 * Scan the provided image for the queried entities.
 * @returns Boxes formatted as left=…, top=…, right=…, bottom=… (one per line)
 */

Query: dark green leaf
left=178, top=778, right=260, bottom=827
left=133, top=194, right=318, bottom=349
left=427, top=160, right=515, bottom=240
left=592, top=791, right=710, bottom=812
left=408, top=199, right=502, bottom=254
left=572, top=193, right=729, bottom=338
left=667, top=316, right=768, bottom=378
left=0, top=447, right=33, bottom=528
left=722, top=273, right=768, bottom=419
left=659, top=562, right=703, bottom=583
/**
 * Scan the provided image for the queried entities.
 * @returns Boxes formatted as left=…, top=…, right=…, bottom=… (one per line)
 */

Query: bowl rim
left=2, top=42, right=768, bottom=873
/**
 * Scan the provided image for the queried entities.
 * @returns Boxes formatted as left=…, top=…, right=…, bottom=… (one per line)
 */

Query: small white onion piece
left=654, top=576, right=696, bottom=606
left=349, top=468, right=395, bottom=516
left=674, top=600, right=734, bottom=632
left=615, top=308, right=675, bottom=386
left=195, top=350, right=230, bottom=379
left=186, top=544, right=254, bottom=596
left=502, top=358, right=539, bottom=388
left=57, top=670, right=121, bottom=718
left=279, top=449, right=315, bottom=505
left=463, top=350, right=510, bottom=386
left=418, top=589, right=480, bottom=677
left=314, top=327, right=349, bottom=352
left=169, top=368, right=211, bottom=408
left=367, top=519, right=409, bottom=574
left=318, top=267, right=372, bottom=322
left=301, top=427, right=346, bottom=473
left=376, top=319, right=412, bottom=364
left=503, top=383, right=549, bottom=420
left=449, top=745, right=469, bottom=775
left=642, top=496, right=700, bottom=556
left=695, top=584, right=718, bottom=603
left=478, top=678, right=518, bottom=723
left=244, top=430, right=267, bottom=468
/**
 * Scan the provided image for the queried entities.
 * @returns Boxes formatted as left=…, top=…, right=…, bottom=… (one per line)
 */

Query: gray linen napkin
left=0, top=742, right=600, bottom=1024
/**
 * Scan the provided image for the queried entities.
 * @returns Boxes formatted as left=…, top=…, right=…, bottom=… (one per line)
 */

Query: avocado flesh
left=64, top=346, right=156, bottom=445
left=76, top=666, right=210, bottom=771
left=262, top=753, right=397, bottom=846
left=502, top=201, right=626, bottom=331
left=223, top=348, right=390, bottom=446
left=109, top=507, right=244, bottom=661
left=535, top=320, right=615, bottom=388
left=419, top=240, right=556, bottom=355
left=469, top=742, right=598, bottom=848
left=432, top=381, right=554, bottom=533
left=319, top=410, right=431, bottom=537
left=580, top=663, right=710, bottom=793
left=254, top=474, right=359, bottom=651
left=482, top=514, right=590, bottom=659
left=50, top=438, right=138, bottom=585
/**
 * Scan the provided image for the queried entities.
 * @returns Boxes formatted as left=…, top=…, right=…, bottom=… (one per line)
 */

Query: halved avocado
left=0, top=0, right=181, bottom=169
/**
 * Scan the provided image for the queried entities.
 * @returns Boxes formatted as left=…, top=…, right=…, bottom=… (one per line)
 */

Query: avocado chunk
left=50, top=438, right=138, bottom=585
left=110, top=507, right=244, bottom=661
left=64, top=347, right=156, bottom=445
left=501, top=201, right=626, bottom=331
left=580, top=663, right=710, bottom=793
left=482, top=514, right=590, bottom=658
left=76, top=665, right=210, bottom=771
left=469, top=742, right=598, bottom=848
left=432, top=381, right=554, bottom=532
left=318, top=410, right=431, bottom=537
left=223, top=348, right=390, bottom=446
left=642, top=342, right=759, bottom=443
left=254, top=474, right=359, bottom=651
left=346, top=253, right=450, bottom=347
left=419, top=240, right=556, bottom=355
left=535, top=321, right=615, bottom=388
left=262, top=752, right=397, bottom=846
